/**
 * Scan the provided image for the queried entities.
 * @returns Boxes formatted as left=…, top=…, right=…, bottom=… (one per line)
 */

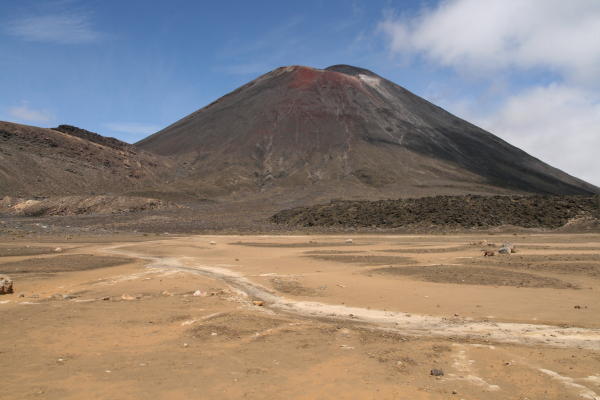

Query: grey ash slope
left=138, top=64, right=598, bottom=199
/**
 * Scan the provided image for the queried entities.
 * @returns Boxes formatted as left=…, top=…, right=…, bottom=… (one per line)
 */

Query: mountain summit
left=137, top=65, right=598, bottom=198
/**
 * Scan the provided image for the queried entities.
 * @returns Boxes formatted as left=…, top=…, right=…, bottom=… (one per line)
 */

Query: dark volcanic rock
left=137, top=64, right=598, bottom=198
left=53, top=125, right=133, bottom=151
left=271, top=195, right=600, bottom=229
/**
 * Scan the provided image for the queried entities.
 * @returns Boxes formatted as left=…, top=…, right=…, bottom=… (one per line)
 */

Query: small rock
left=482, top=250, right=495, bottom=257
left=62, top=294, right=77, bottom=300
left=430, top=369, right=444, bottom=376
left=0, top=275, right=14, bottom=295
left=345, top=239, right=353, bottom=244
left=252, top=300, right=264, bottom=307
left=574, top=305, right=581, bottom=309
left=101, top=296, right=110, bottom=301
left=121, top=294, right=136, bottom=301
left=183, top=343, right=189, bottom=348
left=162, top=290, right=173, bottom=296
left=211, top=332, right=218, bottom=336
left=498, top=247, right=511, bottom=255
left=209, top=241, right=217, bottom=245
left=54, top=247, right=62, bottom=252
left=502, top=242, right=518, bottom=253
left=193, top=290, right=206, bottom=297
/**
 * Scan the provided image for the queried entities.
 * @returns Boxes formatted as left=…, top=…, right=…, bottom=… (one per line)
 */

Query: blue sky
left=1, top=0, right=599, bottom=185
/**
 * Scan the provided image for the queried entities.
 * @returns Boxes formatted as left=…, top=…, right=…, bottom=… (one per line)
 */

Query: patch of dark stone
left=380, top=245, right=472, bottom=254
left=0, top=254, right=133, bottom=274
left=271, top=195, right=600, bottom=229
left=270, top=278, right=322, bottom=296
left=460, top=257, right=600, bottom=277
left=369, top=265, right=577, bottom=289
left=303, top=250, right=367, bottom=255
left=231, top=241, right=367, bottom=248
left=306, top=254, right=415, bottom=266
left=0, top=246, right=56, bottom=257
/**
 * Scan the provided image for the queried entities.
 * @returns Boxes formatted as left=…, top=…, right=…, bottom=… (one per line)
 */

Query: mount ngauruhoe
left=1, top=65, right=598, bottom=204
left=137, top=65, right=598, bottom=198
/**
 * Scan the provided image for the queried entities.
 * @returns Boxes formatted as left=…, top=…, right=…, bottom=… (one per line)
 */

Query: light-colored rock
left=345, top=239, right=353, bottom=244
left=193, top=289, right=206, bottom=297
left=501, top=242, right=517, bottom=253
left=0, top=276, right=13, bottom=295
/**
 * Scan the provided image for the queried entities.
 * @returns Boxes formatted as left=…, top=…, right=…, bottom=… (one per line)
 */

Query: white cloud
left=378, top=0, right=600, bottom=83
left=473, top=84, right=600, bottom=186
left=8, top=103, right=55, bottom=124
left=377, top=0, right=600, bottom=186
left=5, top=13, right=101, bottom=44
left=105, top=122, right=161, bottom=136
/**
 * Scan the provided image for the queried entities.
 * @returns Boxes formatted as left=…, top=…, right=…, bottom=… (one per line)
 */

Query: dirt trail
left=105, top=242, right=600, bottom=350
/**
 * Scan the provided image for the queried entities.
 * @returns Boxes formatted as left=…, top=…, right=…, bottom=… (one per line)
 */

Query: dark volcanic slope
left=0, top=121, right=173, bottom=197
left=138, top=65, right=598, bottom=198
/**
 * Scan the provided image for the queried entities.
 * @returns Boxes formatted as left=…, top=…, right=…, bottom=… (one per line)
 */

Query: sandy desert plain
left=1, top=232, right=599, bottom=400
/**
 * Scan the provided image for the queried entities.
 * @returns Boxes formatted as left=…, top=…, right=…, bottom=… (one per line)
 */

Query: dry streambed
left=105, top=244, right=600, bottom=351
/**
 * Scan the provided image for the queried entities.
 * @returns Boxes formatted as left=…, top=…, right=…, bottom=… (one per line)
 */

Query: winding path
left=105, top=243, right=600, bottom=350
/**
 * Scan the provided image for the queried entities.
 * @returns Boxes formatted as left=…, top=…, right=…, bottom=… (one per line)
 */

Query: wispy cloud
left=378, top=0, right=600, bottom=84
left=105, top=122, right=161, bottom=135
left=5, top=12, right=101, bottom=44
left=218, top=17, right=305, bottom=76
left=8, top=102, right=55, bottom=124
